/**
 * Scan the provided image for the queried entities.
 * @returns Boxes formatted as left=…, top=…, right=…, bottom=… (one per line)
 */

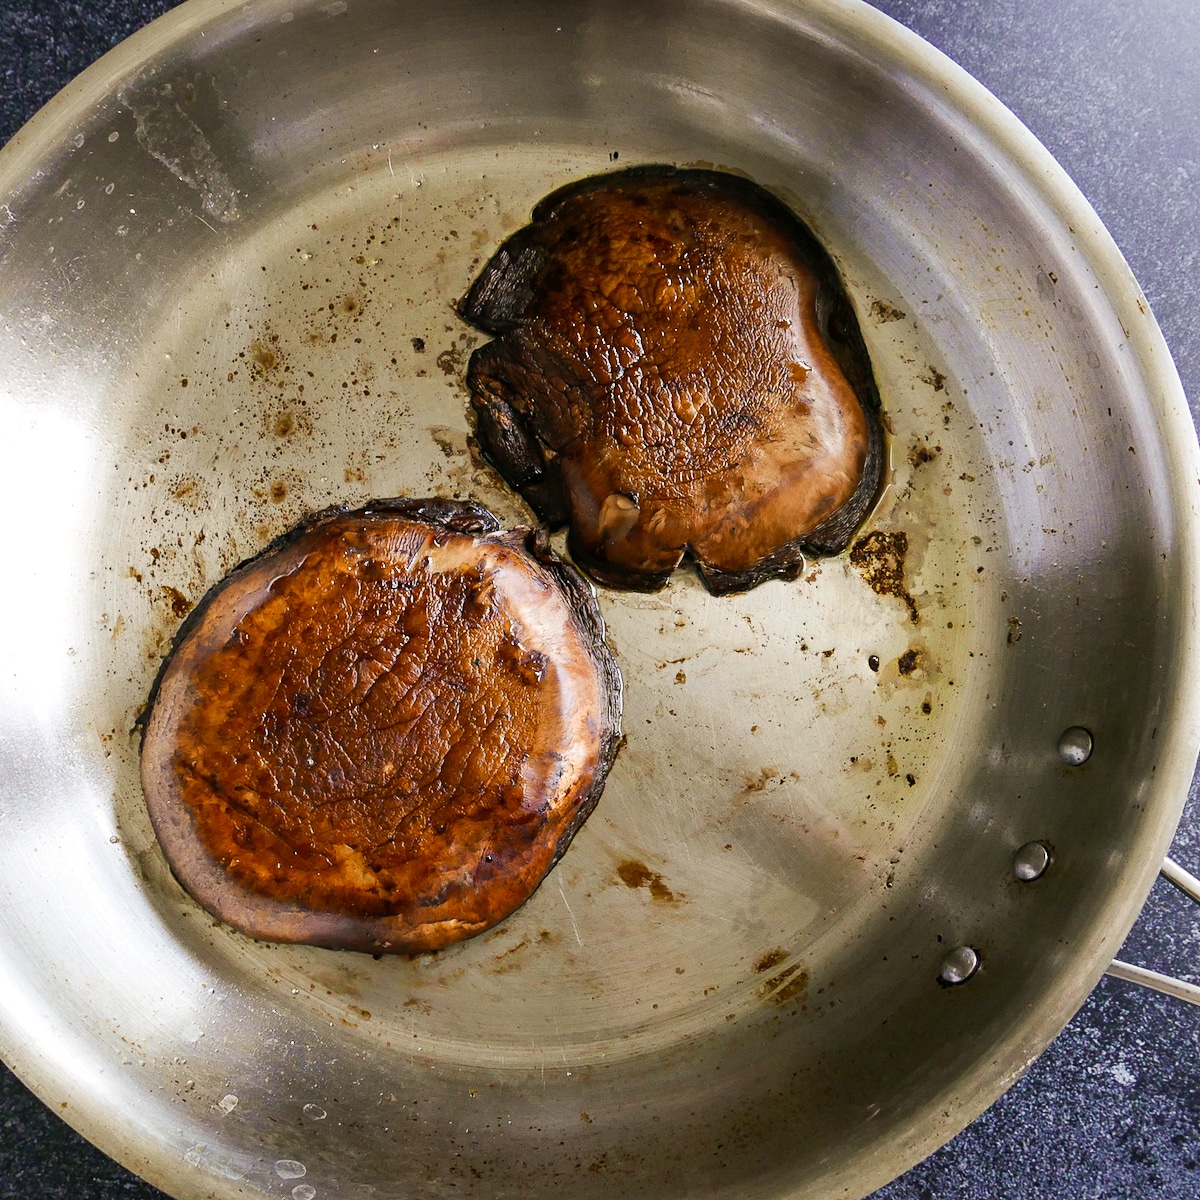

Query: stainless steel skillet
left=0, top=1, right=1197, bottom=1198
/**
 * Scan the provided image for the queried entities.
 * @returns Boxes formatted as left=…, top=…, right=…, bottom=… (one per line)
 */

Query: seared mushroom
left=140, top=498, right=621, bottom=954
left=461, top=166, right=884, bottom=594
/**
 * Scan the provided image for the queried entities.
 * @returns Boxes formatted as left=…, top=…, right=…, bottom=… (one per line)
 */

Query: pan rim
left=1, top=0, right=1198, bottom=1196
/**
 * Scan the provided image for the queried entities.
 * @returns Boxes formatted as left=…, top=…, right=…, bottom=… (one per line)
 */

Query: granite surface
left=1, top=1, right=1198, bottom=1197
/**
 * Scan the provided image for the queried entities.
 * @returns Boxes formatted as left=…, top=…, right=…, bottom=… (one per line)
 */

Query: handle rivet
left=1057, top=726, right=1093, bottom=766
left=939, top=945, right=979, bottom=985
left=1013, top=841, right=1050, bottom=882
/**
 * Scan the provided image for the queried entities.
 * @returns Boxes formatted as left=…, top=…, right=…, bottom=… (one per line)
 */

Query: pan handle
left=1105, top=857, right=1200, bottom=1006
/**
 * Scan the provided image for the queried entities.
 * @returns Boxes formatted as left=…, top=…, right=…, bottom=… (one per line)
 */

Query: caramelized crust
left=461, top=166, right=884, bottom=593
left=140, top=499, right=621, bottom=953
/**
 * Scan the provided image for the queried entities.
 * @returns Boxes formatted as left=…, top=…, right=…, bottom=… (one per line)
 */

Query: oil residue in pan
left=93, top=142, right=1000, bottom=1066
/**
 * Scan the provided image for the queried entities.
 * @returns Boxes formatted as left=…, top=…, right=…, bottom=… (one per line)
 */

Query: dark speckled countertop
left=2, top=1, right=1199, bottom=1197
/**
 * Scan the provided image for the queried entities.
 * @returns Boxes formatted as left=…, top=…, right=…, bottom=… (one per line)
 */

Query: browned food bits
left=140, top=498, right=621, bottom=954
left=461, top=165, right=884, bottom=594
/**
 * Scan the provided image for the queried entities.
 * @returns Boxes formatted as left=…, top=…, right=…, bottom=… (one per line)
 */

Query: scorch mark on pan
left=616, top=859, right=680, bottom=903
left=850, top=530, right=919, bottom=623
left=753, top=948, right=809, bottom=1007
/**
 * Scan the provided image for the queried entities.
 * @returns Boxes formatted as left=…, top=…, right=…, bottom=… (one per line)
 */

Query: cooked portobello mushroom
left=461, top=165, right=884, bottom=594
left=140, top=498, right=621, bottom=954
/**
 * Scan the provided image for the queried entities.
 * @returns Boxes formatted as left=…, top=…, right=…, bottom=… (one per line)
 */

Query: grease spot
left=759, top=963, right=808, bottom=1006
left=908, top=441, right=940, bottom=468
left=437, top=344, right=466, bottom=376
left=869, top=299, right=906, bottom=323
left=429, top=425, right=466, bottom=458
left=754, top=948, right=787, bottom=973
left=919, top=365, right=947, bottom=391
left=250, top=340, right=278, bottom=371
left=742, top=767, right=798, bottom=795
left=616, top=859, right=676, bottom=902
left=161, top=585, right=192, bottom=618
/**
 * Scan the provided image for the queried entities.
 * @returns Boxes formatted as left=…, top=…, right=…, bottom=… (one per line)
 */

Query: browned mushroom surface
left=461, top=166, right=884, bottom=594
left=140, top=498, right=621, bottom=954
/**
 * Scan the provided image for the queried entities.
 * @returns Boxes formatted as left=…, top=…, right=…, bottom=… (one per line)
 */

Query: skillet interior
left=0, top=1, right=1196, bottom=1197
